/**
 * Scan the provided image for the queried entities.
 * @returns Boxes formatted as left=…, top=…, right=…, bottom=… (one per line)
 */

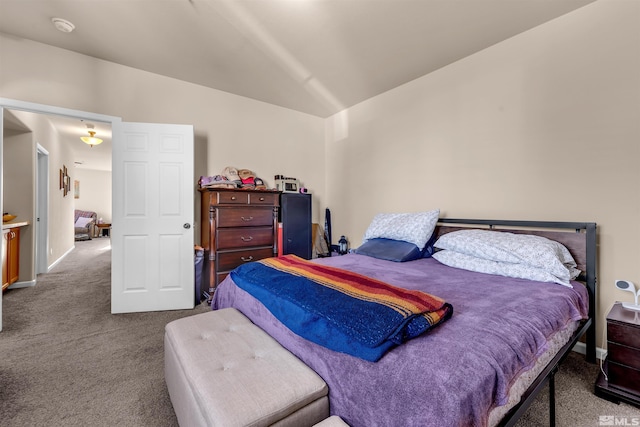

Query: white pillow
left=434, top=229, right=580, bottom=282
left=362, top=210, right=440, bottom=249
left=75, top=217, right=93, bottom=228
left=432, top=250, right=573, bottom=287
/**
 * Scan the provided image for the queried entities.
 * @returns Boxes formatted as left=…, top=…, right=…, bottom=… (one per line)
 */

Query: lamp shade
left=81, top=130, right=103, bottom=147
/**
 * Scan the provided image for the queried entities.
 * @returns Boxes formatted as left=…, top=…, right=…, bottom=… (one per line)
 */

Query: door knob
left=183, top=223, right=191, bottom=229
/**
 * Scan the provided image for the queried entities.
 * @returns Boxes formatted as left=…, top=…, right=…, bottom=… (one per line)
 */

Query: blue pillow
left=355, top=238, right=422, bottom=262
left=421, top=231, right=438, bottom=258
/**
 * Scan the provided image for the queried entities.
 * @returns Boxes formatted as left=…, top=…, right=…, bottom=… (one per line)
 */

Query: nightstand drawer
left=216, top=227, right=274, bottom=249
left=608, top=322, right=640, bottom=349
left=608, top=342, right=640, bottom=370
left=608, top=360, right=640, bottom=396
left=217, top=248, right=274, bottom=272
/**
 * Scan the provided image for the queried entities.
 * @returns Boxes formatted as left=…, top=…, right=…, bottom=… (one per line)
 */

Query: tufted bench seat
left=165, top=308, right=329, bottom=427
left=313, top=416, right=350, bottom=426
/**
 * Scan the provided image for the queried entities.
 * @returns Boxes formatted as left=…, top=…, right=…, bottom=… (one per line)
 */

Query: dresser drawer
left=216, top=191, right=249, bottom=204
left=217, top=248, right=274, bottom=272
left=608, top=322, right=640, bottom=349
left=217, top=208, right=273, bottom=228
left=249, top=192, right=279, bottom=205
left=608, top=342, right=640, bottom=370
left=217, top=227, right=274, bottom=249
left=608, top=360, right=640, bottom=396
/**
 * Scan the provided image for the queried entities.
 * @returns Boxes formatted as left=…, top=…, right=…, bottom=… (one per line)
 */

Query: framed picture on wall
left=61, top=165, right=71, bottom=195
left=74, top=180, right=80, bottom=199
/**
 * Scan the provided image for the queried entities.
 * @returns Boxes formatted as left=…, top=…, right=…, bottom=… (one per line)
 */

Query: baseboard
left=572, top=341, right=607, bottom=361
left=8, top=279, right=37, bottom=289
left=47, top=245, right=75, bottom=272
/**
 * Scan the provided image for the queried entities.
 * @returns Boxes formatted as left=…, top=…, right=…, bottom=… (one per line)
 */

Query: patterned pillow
left=362, top=210, right=440, bottom=250
left=75, top=217, right=93, bottom=228
left=434, top=229, right=580, bottom=282
left=432, top=250, right=573, bottom=287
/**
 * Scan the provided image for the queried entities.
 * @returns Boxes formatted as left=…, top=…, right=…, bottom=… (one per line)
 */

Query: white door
left=111, top=121, right=195, bottom=313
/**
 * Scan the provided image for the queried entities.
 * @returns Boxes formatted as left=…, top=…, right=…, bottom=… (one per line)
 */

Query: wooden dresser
left=199, top=188, right=280, bottom=303
left=595, top=302, right=640, bottom=407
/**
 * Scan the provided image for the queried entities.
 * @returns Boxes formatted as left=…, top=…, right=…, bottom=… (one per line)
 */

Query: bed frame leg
left=587, top=322, right=597, bottom=363
left=549, top=367, right=557, bottom=427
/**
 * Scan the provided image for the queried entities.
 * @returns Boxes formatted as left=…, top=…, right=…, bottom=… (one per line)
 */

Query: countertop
left=2, top=221, right=29, bottom=230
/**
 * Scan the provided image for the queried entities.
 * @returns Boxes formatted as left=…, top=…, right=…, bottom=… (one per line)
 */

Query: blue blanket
left=230, top=255, right=452, bottom=361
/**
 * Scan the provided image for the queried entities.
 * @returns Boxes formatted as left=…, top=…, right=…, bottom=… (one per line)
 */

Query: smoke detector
left=52, top=18, right=75, bottom=33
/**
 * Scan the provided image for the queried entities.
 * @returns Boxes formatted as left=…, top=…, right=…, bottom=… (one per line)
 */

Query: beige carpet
left=0, top=238, right=209, bottom=426
left=0, top=238, right=638, bottom=426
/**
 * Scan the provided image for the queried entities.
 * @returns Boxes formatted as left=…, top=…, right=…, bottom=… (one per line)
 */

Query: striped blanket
left=229, top=255, right=453, bottom=361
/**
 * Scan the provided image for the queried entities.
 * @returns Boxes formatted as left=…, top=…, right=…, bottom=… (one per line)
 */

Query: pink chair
left=74, top=210, right=97, bottom=240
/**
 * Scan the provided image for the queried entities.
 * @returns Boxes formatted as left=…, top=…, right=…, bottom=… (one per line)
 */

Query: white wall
left=5, top=110, right=76, bottom=270
left=73, top=168, right=111, bottom=223
left=3, top=128, right=35, bottom=281
left=325, top=0, right=640, bottom=347
left=0, top=34, right=327, bottom=224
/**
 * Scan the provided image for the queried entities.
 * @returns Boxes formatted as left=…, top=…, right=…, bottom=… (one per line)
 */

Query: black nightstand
left=595, top=302, right=640, bottom=408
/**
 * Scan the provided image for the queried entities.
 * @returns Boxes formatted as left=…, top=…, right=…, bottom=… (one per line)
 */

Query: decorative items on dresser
left=199, top=188, right=280, bottom=304
left=595, top=302, right=640, bottom=408
left=279, top=193, right=312, bottom=260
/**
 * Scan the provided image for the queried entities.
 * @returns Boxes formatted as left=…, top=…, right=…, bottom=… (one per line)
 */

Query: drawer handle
left=241, top=216, right=254, bottom=221
left=240, top=236, right=253, bottom=242
left=241, top=256, right=254, bottom=262
left=231, top=196, right=237, bottom=201
left=259, top=197, right=265, bottom=201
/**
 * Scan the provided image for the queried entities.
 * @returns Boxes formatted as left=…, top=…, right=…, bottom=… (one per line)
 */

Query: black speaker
left=279, top=193, right=312, bottom=259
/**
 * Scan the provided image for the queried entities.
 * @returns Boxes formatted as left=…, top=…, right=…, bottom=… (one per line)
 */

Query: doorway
left=36, top=145, right=49, bottom=275
left=1, top=98, right=119, bottom=331
left=2, top=98, right=196, bottom=323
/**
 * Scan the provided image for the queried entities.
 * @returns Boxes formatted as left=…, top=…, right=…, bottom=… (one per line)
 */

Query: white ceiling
left=0, top=0, right=595, bottom=170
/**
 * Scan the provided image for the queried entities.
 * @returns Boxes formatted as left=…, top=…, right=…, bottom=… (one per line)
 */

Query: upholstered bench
left=313, top=416, right=350, bottom=426
left=165, top=308, right=329, bottom=427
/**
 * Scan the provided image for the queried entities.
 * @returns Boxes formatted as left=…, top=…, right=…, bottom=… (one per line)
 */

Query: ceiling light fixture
left=52, top=17, right=75, bottom=33
left=81, top=129, right=103, bottom=148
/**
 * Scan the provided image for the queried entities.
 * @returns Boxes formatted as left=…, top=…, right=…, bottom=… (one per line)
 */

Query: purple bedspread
left=212, top=254, right=589, bottom=427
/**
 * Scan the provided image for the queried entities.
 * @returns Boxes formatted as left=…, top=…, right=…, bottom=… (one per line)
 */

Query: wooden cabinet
left=1, top=230, right=6, bottom=288
left=606, top=303, right=640, bottom=394
left=2, top=227, right=20, bottom=290
left=595, top=302, right=640, bottom=407
left=199, top=188, right=280, bottom=303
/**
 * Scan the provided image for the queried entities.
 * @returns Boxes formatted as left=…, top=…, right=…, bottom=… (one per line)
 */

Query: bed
left=212, top=218, right=597, bottom=427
